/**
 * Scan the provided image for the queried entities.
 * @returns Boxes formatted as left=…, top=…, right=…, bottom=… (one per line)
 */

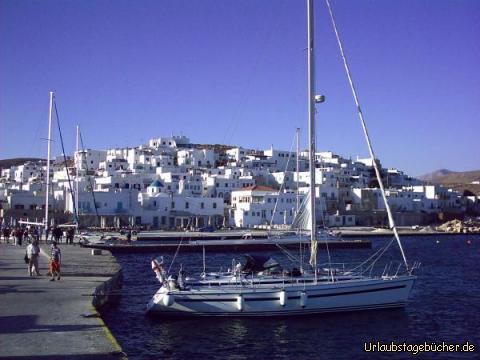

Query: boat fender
left=162, top=293, right=175, bottom=307
left=300, top=291, right=307, bottom=308
left=237, top=295, right=244, bottom=311
left=279, top=289, right=286, bottom=306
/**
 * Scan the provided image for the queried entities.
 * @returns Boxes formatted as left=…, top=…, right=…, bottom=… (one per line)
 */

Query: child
left=49, top=241, right=61, bottom=281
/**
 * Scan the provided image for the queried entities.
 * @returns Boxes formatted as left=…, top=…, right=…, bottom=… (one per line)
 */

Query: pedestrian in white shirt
left=26, top=240, right=41, bottom=276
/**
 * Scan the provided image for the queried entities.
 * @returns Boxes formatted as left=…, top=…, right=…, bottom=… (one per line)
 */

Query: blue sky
left=1, top=0, right=479, bottom=176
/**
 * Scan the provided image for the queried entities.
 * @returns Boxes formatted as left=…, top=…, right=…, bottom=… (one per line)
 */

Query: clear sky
left=1, top=0, right=479, bottom=176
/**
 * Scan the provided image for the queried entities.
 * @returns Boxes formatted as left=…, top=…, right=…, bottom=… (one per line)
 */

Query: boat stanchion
left=300, top=291, right=308, bottom=308
left=237, top=294, right=244, bottom=311
left=279, top=289, right=286, bottom=306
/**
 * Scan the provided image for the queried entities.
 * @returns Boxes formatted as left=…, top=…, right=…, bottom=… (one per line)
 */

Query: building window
left=201, top=202, right=204, bottom=209
left=213, top=203, right=217, bottom=209
left=186, top=202, right=189, bottom=209
left=171, top=201, right=175, bottom=209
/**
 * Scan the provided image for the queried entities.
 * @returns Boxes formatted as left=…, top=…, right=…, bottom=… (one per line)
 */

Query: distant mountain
left=418, top=169, right=455, bottom=182
left=419, top=169, right=480, bottom=195
left=0, top=158, right=45, bottom=171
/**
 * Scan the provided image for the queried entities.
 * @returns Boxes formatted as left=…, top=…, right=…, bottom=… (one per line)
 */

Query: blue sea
left=101, top=235, right=480, bottom=359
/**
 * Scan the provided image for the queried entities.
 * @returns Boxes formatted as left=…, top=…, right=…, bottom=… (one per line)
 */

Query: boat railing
left=381, top=260, right=419, bottom=278
left=317, top=262, right=365, bottom=276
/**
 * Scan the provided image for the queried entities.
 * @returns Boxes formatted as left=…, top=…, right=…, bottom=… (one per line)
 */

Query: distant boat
left=146, top=0, right=418, bottom=317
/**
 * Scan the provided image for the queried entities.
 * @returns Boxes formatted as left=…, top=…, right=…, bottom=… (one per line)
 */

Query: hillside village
left=1, top=135, right=479, bottom=230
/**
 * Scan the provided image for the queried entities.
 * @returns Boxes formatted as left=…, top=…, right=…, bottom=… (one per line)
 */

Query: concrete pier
left=0, top=243, right=126, bottom=359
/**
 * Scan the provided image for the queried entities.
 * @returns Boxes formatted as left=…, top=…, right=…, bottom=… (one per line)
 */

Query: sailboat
left=19, top=92, right=79, bottom=239
left=146, top=0, right=418, bottom=317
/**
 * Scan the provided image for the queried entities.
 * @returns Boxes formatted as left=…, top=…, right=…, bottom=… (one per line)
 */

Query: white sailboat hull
left=146, top=275, right=415, bottom=317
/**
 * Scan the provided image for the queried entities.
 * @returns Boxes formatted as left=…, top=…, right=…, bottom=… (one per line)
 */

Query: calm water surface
left=101, top=235, right=480, bottom=359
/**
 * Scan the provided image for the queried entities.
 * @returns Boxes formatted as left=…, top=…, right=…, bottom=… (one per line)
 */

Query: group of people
left=25, top=240, right=62, bottom=281
left=2, top=226, right=40, bottom=245
left=47, top=226, right=75, bottom=244
left=1, top=225, right=76, bottom=245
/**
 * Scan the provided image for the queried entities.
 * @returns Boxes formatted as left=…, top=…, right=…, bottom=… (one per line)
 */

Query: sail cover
left=291, top=190, right=311, bottom=231
left=242, top=255, right=281, bottom=274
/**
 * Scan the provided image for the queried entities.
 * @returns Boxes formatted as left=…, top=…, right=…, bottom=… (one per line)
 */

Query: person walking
left=53, top=227, right=62, bottom=244
left=67, top=227, right=74, bottom=244
left=26, top=240, right=41, bottom=276
left=24, top=228, right=30, bottom=244
left=33, top=227, right=40, bottom=242
left=45, top=226, right=51, bottom=243
left=15, top=227, right=23, bottom=246
left=3, top=227, right=11, bottom=244
left=49, top=241, right=61, bottom=281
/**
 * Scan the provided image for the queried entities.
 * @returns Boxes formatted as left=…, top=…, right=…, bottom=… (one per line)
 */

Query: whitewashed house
left=231, top=185, right=296, bottom=228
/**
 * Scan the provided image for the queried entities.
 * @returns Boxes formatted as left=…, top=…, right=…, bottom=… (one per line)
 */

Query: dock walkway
left=0, top=243, right=126, bottom=360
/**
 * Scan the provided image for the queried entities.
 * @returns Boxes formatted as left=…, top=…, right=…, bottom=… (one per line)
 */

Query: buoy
left=467, top=240, right=472, bottom=245
left=237, top=295, right=244, bottom=311
left=162, top=293, right=175, bottom=306
left=300, top=291, right=307, bottom=308
left=279, top=289, right=286, bottom=306
left=436, top=240, right=440, bottom=244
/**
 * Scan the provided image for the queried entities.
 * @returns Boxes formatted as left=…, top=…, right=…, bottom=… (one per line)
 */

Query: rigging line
left=28, top=111, right=45, bottom=157
left=79, top=130, right=100, bottom=220
left=315, top=164, right=333, bottom=275
left=167, top=237, right=184, bottom=274
left=221, top=0, right=289, bottom=145
left=324, top=0, right=408, bottom=270
left=266, top=132, right=303, bottom=258
left=268, top=131, right=297, bottom=230
left=53, top=100, right=78, bottom=224
left=364, top=237, right=396, bottom=274
left=347, top=236, right=395, bottom=275
left=275, top=243, right=301, bottom=264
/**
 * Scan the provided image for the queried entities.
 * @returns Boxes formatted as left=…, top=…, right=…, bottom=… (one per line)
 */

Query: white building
left=148, top=135, right=190, bottom=149
left=231, top=185, right=296, bottom=228
left=76, top=149, right=107, bottom=172
left=177, top=149, right=216, bottom=168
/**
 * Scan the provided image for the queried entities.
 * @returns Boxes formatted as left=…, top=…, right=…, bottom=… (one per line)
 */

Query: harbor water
left=101, top=235, right=480, bottom=359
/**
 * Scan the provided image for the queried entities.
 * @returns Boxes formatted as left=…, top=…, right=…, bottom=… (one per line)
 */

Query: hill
left=418, top=169, right=454, bottom=182
left=419, top=169, right=480, bottom=196
left=0, top=158, right=46, bottom=171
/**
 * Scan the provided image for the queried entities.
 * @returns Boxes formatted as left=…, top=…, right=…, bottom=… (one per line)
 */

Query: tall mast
left=307, top=0, right=317, bottom=277
left=45, top=91, right=54, bottom=236
left=296, top=127, right=300, bottom=215
left=75, top=125, right=80, bottom=226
